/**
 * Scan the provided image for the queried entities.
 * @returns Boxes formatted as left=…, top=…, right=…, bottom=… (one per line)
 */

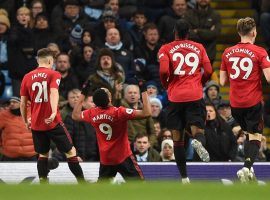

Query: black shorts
left=99, top=155, right=144, bottom=181
left=231, top=102, right=263, bottom=134
left=166, top=98, right=206, bottom=131
left=32, top=123, right=73, bottom=154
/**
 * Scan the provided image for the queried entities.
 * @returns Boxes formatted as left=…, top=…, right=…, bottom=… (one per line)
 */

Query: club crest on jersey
left=126, top=108, right=133, bottom=114
left=56, top=79, right=61, bottom=86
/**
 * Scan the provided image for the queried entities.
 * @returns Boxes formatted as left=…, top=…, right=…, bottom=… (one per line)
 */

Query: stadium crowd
left=0, top=0, right=270, bottom=164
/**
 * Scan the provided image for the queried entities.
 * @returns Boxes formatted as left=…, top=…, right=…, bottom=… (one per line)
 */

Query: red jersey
left=220, top=43, right=270, bottom=108
left=20, top=67, right=62, bottom=131
left=81, top=106, right=136, bottom=165
left=158, top=39, right=212, bottom=102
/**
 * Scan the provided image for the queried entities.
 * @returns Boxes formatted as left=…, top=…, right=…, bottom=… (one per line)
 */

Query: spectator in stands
left=260, top=0, right=270, bottom=50
left=258, top=136, right=270, bottom=161
left=150, top=97, right=166, bottom=129
left=61, top=88, right=81, bottom=121
left=184, top=0, right=221, bottom=64
left=74, top=44, right=96, bottom=86
left=205, top=103, right=237, bottom=161
left=158, top=0, right=188, bottom=43
left=134, top=23, right=162, bottom=88
left=157, top=128, right=173, bottom=152
left=0, top=9, right=10, bottom=70
left=51, top=0, right=88, bottom=52
left=33, top=12, right=55, bottom=52
left=129, top=10, right=147, bottom=48
left=204, top=80, right=221, bottom=108
left=86, top=48, right=124, bottom=102
left=55, top=53, right=79, bottom=102
left=145, top=80, right=167, bottom=107
left=120, top=84, right=157, bottom=146
left=81, top=28, right=96, bottom=48
left=82, top=0, right=103, bottom=21
left=105, top=27, right=135, bottom=81
left=217, top=100, right=242, bottom=137
left=0, top=96, right=37, bottom=161
left=154, top=121, right=161, bottom=137
left=0, top=0, right=15, bottom=21
left=95, top=9, right=133, bottom=50
left=30, top=0, right=46, bottom=20
left=134, top=133, right=161, bottom=162
left=160, top=139, right=175, bottom=161
left=8, top=7, right=36, bottom=97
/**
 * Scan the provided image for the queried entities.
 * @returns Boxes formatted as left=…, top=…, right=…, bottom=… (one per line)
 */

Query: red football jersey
left=20, top=67, right=62, bottom=131
left=158, top=39, right=212, bottom=102
left=81, top=106, right=136, bottom=165
left=220, top=43, right=270, bottom=108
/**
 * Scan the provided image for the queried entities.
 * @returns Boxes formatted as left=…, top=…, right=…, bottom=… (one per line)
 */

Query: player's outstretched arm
left=20, top=96, right=30, bottom=129
left=263, top=68, right=270, bottom=83
left=133, top=91, right=152, bottom=119
left=220, top=70, right=228, bottom=86
left=72, top=94, right=85, bottom=121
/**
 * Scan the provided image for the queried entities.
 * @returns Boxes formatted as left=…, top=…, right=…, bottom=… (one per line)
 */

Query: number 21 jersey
left=20, top=67, right=62, bottom=131
left=220, top=43, right=270, bottom=108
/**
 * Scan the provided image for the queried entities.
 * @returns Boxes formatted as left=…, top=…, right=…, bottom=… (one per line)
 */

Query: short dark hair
left=143, top=22, right=158, bottom=33
left=134, top=133, right=149, bottom=142
left=174, top=19, right=190, bottom=39
left=93, top=88, right=109, bottom=108
left=237, top=17, right=256, bottom=36
left=37, top=48, right=54, bottom=59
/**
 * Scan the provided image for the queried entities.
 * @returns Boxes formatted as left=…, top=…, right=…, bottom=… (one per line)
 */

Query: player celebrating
left=20, top=48, right=85, bottom=183
left=72, top=88, right=151, bottom=182
left=220, top=17, right=270, bottom=183
left=158, top=19, right=213, bottom=184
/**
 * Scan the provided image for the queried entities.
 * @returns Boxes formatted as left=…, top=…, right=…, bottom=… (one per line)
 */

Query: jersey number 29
left=173, top=52, right=199, bottom=75
left=32, top=81, right=48, bottom=103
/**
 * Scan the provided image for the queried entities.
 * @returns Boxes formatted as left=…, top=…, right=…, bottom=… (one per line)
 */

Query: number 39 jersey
left=158, top=39, right=212, bottom=102
left=81, top=106, right=136, bottom=165
left=220, top=43, right=270, bottom=108
left=20, top=67, right=62, bottom=131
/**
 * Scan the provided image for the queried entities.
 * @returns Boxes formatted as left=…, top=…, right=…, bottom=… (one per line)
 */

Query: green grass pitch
left=0, top=181, right=269, bottom=200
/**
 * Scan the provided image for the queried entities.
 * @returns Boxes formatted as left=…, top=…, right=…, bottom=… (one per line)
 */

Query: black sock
left=244, top=140, right=260, bottom=169
left=67, top=156, right=85, bottom=182
left=194, top=133, right=206, bottom=147
left=174, top=141, right=187, bottom=178
left=37, top=157, right=49, bottom=183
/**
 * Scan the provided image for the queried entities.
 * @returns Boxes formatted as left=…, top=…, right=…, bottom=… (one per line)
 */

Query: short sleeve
left=118, top=106, right=136, bottom=121
left=220, top=52, right=227, bottom=71
left=259, top=49, right=270, bottom=69
left=158, top=46, right=169, bottom=62
left=20, top=75, right=29, bottom=97
left=201, top=46, right=211, bottom=65
left=50, top=72, right=61, bottom=89
left=81, top=109, right=92, bottom=123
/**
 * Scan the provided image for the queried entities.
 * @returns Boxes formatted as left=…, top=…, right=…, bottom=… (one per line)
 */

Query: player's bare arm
left=133, top=91, right=151, bottom=119
left=20, top=96, right=30, bottom=129
left=220, top=70, right=229, bottom=86
left=44, top=88, right=58, bottom=124
left=72, top=94, right=85, bottom=121
left=263, top=68, right=270, bottom=83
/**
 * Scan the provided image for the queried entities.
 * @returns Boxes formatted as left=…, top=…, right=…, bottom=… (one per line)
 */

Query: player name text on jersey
left=225, top=48, right=255, bottom=58
left=169, top=43, right=200, bottom=54
left=92, top=114, right=114, bottom=122
left=31, top=73, right=48, bottom=80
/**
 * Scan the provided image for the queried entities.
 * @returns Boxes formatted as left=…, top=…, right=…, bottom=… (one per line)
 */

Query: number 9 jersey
left=158, top=39, right=212, bottom=102
left=81, top=106, right=136, bottom=165
left=20, top=67, right=62, bottom=131
left=220, top=43, right=270, bottom=108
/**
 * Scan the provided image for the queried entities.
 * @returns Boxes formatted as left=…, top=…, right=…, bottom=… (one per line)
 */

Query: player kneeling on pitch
left=72, top=87, right=152, bottom=182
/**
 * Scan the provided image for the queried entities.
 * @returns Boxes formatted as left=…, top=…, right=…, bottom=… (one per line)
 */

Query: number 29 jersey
left=81, top=106, right=136, bottom=165
left=158, top=39, right=212, bottom=102
left=20, top=67, right=62, bottom=131
left=220, top=43, right=270, bottom=108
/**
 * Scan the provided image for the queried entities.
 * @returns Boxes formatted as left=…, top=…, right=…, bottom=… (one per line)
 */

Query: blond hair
left=237, top=17, right=256, bottom=36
